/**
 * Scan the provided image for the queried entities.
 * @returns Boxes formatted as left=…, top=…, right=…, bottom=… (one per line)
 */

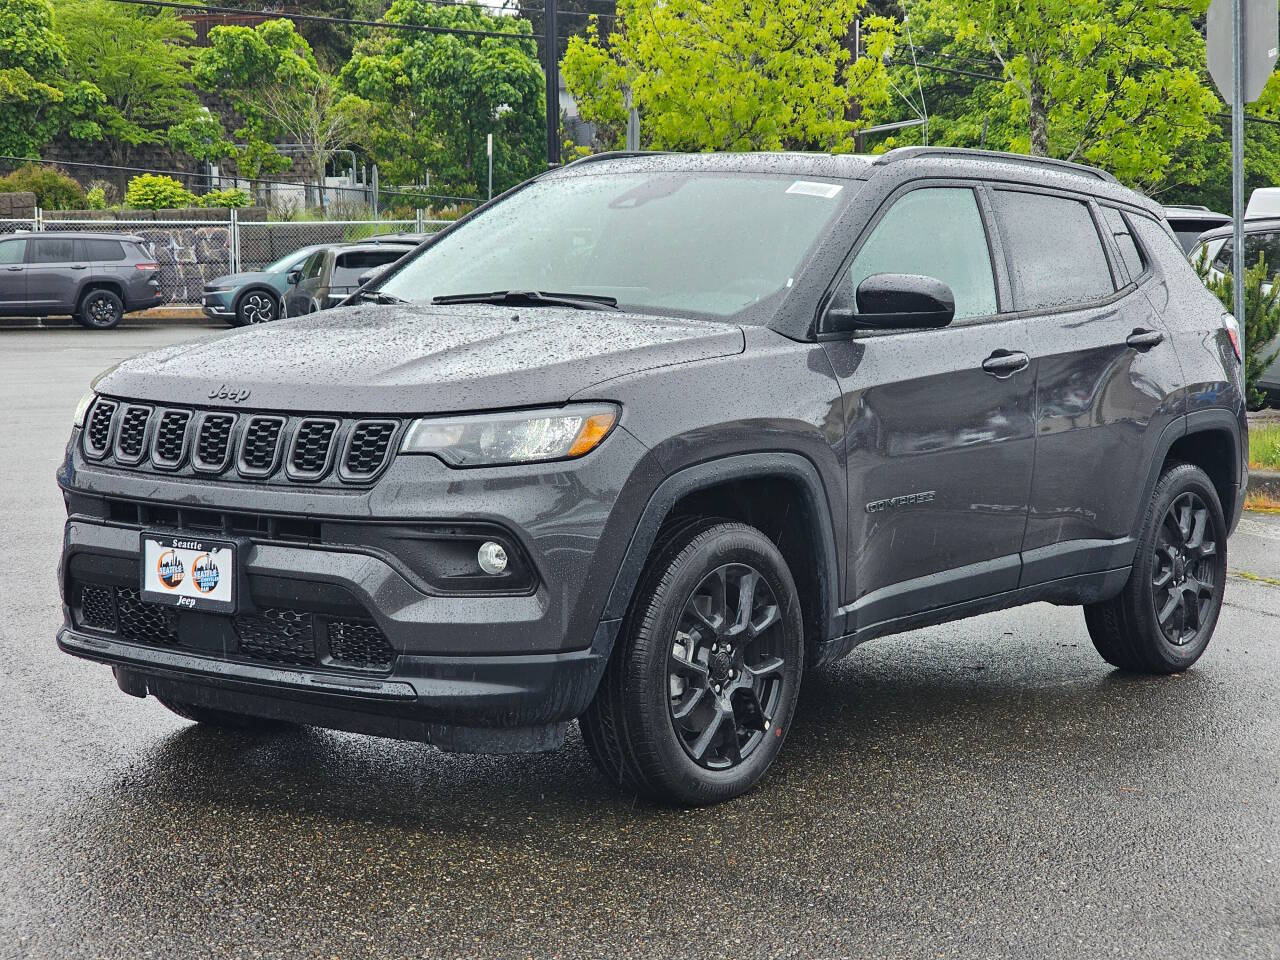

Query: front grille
left=80, top=584, right=117, bottom=630
left=288, top=418, right=338, bottom=479
left=152, top=410, right=191, bottom=468
left=114, top=406, right=152, bottom=464
left=238, top=416, right=285, bottom=476
left=235, top=608, right=315, bottom=665
left=328, top=619, right=395, bottom=670
left=85, top=399, right=117, bottom=457
left=343, top=421, right=397, bottom=479
left=193, top=413, right=236, bottom=472
left=83, top=397, right=401, bottom=486
left=73, top=582, right=395, bottom=673
left=115, top=587, right=178, bottom=645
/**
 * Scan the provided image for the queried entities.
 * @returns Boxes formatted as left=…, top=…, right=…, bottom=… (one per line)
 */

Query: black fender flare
left=601, top=452, right=844, bottom=644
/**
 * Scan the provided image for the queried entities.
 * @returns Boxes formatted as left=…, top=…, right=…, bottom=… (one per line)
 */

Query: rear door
left=25, top=235, right=78, bottom=312
left=991, top=189, right=1185, bottom=584
left=823, top=183, right=1038, bottom=631
left=286, top=249, right=327, bottom=315
left=0, top=236, right=27, bottom=312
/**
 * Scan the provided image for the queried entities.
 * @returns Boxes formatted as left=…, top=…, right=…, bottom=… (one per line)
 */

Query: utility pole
left=487, top=133, right=494, bottom=201
left=1232, top=0, right=1245, bottom=351
left=544, top=0, right=560, bottom=167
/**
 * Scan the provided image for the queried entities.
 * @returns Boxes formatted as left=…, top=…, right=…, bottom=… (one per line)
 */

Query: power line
left=0, top=154, right=480, bottom=204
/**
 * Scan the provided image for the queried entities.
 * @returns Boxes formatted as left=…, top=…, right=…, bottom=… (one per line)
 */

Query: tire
left=1084, top=462, right=1228, bottom=673
left=581, top=519, right=805, bottom=805
left=75, top=288, right=124, bottom=330
left=234, top=288, right=278, bottom=326
left=156, top=695, right=297, bottom=732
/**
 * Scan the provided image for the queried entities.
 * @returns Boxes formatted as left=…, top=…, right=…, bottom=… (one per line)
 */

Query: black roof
left=552, top=147, right=1161, bottom=216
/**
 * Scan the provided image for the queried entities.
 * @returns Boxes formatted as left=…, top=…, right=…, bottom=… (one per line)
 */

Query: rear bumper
left=59, top=619, right=617, bottom=752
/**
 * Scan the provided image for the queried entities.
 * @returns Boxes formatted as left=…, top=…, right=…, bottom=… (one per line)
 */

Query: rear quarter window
left=992, top=190, right=1115, bottom=311
left=78, top=239, right=126, bottom=262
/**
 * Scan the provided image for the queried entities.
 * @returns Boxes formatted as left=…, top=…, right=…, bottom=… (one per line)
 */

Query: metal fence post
left=229, top=208, right=240, bottom=274
left=415, top=208, right=425, bottom=233
left=34, top=207, right=43, bottom=231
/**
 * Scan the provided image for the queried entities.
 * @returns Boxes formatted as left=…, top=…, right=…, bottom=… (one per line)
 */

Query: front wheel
left=581, top=520, right=805, bottom=805
left=1084, top=462, right=1228, bottom=673
left=235, top=289, right=278, bottom=325
left=76, top=289, right=123, bottom=330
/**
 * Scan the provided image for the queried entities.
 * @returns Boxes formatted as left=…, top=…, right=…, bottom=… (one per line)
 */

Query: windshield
left=377, top=171, right=855, bottom=318
left=264, top=247, right=321, bottom=273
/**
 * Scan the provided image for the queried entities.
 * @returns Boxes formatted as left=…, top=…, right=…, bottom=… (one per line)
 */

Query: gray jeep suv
left=56, top=149, right=1247, bottom=805
left=0, top=232, right=161, bottom=328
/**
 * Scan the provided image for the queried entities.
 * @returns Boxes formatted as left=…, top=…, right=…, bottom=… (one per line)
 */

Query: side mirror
left=356, top=266, right=387, bottom=288
left=286, top=269, right=302, bottom=287
left=824, top=273, right=956, bottom=333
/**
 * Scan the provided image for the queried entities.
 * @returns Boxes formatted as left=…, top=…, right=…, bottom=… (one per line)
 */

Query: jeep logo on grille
left=208, top=384, right=251, bottom=403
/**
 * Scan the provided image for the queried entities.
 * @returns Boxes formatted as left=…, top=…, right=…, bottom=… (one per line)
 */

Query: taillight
left=135, top=262, right=158, bottom=271
left=1222, top=312, right=1242, bottom=363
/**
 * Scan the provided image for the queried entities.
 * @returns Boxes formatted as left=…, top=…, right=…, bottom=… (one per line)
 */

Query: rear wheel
left=156, top=695, right=297, bottom=732
left=1084, top=462, right=1227, bottom=673
left=235, top=288, right=277, bottom=325
left=76, top=289, right=123, bottom=330
left=581, top=520, right=804, bottom=805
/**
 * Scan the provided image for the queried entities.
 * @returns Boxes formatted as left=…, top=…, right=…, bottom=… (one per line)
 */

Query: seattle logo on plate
left=191, top=553, right=221, bottom=594
left=156, top=550, right=185, bottom=589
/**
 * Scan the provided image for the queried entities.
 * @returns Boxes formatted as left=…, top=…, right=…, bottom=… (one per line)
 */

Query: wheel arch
left=602, top=453, right=843, bottom=663
left=233, top=284, right=277, bottom=310
left=76, top=277, right=125, bottom=307
left=1133, top=409, right=1244, bottom=540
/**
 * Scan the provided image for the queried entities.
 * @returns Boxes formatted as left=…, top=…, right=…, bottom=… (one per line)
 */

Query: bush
left=124, top=174, right=195, bottom=209
left=0, top=164, right=86, bottom=209
left=1197, top=250, right=1280, bottom=410
left=85, top=186, right=107, bottom=210
left=195, top=188, right=250, bottom=208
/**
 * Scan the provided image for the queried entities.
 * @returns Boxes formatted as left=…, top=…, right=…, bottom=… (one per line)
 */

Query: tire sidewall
left=1130, top=464, right=1228, bottom=670
left=629, top=523, right=804, bottom=804
left=78, top=290, right=122, bottom=329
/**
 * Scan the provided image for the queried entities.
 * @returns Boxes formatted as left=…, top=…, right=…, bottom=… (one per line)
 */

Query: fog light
left=477, top=541, right=508, bottom=575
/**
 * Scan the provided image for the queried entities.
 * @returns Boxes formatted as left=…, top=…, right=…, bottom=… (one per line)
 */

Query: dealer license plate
left=140, top=534, right=236, bottom=614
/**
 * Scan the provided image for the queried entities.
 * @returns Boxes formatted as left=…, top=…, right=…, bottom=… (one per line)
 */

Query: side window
left=1101, top=207, right=1146, bottom=285
left=301, top=251, right=325, bottom=281
left=992, top=190, right=1114, bottom=310
left=0, top=238, right=25, bottom=265
left=1213, top=231, right=1280, bottom=274
left=844, top=187, right=998, bottom=321
left=29, top=236, right=75, bottom=263
left=79, top=238, right=126, bottom=262
left=332, top=250, right=404, bottom=287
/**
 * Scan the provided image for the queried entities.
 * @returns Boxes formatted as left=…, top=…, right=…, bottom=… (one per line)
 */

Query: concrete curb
left=1251, top=468, right=1280, bottom=499
left=0, top=312, right=216, bottom=330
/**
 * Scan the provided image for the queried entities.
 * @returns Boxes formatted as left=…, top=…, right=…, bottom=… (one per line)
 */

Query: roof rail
left=872, top=147, right=1117, bottom=183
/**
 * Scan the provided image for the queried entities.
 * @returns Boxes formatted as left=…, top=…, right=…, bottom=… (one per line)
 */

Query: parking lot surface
left=2, top=325, right=1278, bottom=960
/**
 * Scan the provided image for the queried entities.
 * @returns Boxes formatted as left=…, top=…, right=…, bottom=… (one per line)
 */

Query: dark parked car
left=57, top=149, right=1247, bottom=805
left=1186, top=219, right=1280, bottom=401
left=1162, top=204, right=1231, bottom=253
left=0, top=231, right=160, bottom=328
left=282, top=240, right=416, bottom=316
left=201, top=244, right=327, bottom=327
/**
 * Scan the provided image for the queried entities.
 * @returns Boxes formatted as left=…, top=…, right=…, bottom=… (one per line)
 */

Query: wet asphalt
left=2, top=326, right=1278, bottom=960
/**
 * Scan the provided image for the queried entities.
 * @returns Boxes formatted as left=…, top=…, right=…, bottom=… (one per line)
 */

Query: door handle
left=981, top=349, right=1030, bottom=378
left=1125, top=328, right=1165, bottom=350
left=5, top=266, right=20, bottom=272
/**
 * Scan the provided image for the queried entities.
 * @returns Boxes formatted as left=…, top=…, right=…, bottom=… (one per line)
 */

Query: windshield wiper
left=431, top=290, right=620, bottom=311
left=355, top=290, right=411, bottom=305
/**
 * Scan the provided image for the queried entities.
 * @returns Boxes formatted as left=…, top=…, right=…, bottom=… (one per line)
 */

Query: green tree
left=862, top=0, right=1220, bottom=194
left=1196, top=251, right=1280, bottom=410
left=193, top=19, right=367, bottom=208
left=167, top=112, right=237, bottom=166
left=0, top=162, right=85, bottom=208
left=343, top=1, right=545, bottom=196
left=54, top=0, right=200, bottom=170
left=560, top=0, right=887, bottom=152
left=0, top=0, right=102, bottom=156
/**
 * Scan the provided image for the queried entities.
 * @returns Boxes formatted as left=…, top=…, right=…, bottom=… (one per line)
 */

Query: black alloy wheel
left=77, top=289, right=124, bottom=330
left=1151, top=491, right=1219, bottom=646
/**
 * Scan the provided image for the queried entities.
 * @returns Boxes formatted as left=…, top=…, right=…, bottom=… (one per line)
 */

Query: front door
left=0, top=236, right=27, bottom=312
left=822, top=184, right=1037, bottom=633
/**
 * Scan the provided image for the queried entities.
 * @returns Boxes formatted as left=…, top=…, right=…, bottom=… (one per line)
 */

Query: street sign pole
left=1232, top=0, right=1245, bottom=351
left=544, top=0, right=560, bottom=168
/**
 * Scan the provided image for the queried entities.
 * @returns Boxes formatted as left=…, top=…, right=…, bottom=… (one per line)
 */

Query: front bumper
left=200, top=290, right=235, bottom=318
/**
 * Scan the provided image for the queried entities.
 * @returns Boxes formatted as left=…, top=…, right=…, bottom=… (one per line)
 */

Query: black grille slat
left=234, top=608, right=315, bottom=665
left=114, top=406, right=153, bottom=465
left=152, top=409, right=192, bottom=468
left=193, top=413, right=236, bottom=473
left=238, top=416, right=285, bottom=477
left=115, top=588, right=178, bottom=645
left=84, top=399, right=118, bottom=458
left=288, top=419, right=338, bottom=480
left=327, top=619, right=395, bottom=671
left=79, top=585, right=117, bottom=631
left=343, top=421, right=396, bottom=479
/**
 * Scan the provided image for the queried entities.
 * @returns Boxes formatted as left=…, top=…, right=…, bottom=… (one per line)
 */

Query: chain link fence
left=0, top=211, right=451, bottom=309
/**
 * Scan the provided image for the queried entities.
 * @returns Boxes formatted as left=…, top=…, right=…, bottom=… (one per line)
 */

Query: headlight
left=73, top=392, right=96, bottom=427
left=401, top=404, right=618, bottom=467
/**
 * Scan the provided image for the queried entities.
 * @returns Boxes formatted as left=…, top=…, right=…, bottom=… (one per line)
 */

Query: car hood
left=206, top=271, right=274, bottom=288
left=98, top=303, right=746, bottom=413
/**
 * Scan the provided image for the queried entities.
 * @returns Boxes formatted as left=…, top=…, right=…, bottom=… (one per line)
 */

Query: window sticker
left=786, top=181, right=843, bottom=199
